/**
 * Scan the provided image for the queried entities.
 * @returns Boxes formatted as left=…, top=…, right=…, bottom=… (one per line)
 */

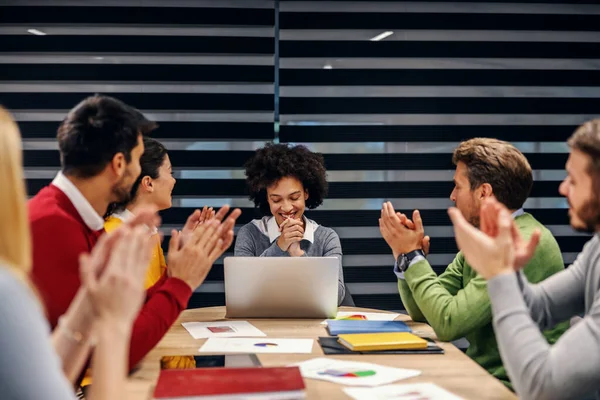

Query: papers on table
left=321, top=311, right=401, bottom=325
left=199, top=338, right=315, bottom=354
left=344, top=383, right=464, bottom=400
left=182, top=321, right=266, bottom=339
left=294, top=358, right=421, bottom=387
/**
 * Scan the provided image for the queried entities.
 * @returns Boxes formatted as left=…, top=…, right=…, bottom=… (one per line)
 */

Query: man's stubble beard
left=571, top=196, right=600, bottom=234
left=111, top=172, right=134, bottom=204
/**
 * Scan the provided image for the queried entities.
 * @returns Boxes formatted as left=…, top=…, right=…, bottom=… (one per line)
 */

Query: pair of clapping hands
left=378, top=202, right=430, bottom=261
left=79, top=205, right=240, bottom=329
left=277, top=216, right=305, bottom=257
left=378, top=199, right=539, bottom=280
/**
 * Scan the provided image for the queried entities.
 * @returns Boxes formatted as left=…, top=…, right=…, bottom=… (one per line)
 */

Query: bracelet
left=57, top=315, right=95, bottom=346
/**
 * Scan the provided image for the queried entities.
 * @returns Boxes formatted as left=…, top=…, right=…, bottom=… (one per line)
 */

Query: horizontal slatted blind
left=2, top=0, right=597, bottom=312
left=0, top=0, right=275, bottom=308
left=279, top=0, right=596, bottom=310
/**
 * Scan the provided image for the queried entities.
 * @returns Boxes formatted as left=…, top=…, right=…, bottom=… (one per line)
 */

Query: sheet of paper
left=294, top=358, right=421, bottom=387
left=344, top=383, right=464, bottom=400
left=182, top=321, right=266, bottom=339
left=199, top=338, right=315, bottom=354
left=321, top=311, right=401, bottom=325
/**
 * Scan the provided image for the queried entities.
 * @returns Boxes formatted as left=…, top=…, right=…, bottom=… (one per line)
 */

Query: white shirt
left=112, top=208, right=158, bottom=235
left=52, top=172, right=104, bottom=231
left=112, top=208, right=135, bottom=223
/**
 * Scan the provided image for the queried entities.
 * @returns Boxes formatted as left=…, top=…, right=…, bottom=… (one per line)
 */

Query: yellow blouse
left=104, top=216, right=166, bottom=290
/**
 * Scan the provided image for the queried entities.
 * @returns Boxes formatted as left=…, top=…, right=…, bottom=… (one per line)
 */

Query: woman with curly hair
left=234, top=143, right=347, bottom=305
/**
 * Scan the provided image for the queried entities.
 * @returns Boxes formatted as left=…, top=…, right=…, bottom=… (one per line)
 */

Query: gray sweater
left=488, top=233, right=600, bottom=400
left=0, top=267, right=76, bottom=400
left=234, top=216, right=346, bottom=305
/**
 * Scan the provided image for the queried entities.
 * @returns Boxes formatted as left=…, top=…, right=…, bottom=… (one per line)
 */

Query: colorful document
left=182, top=321, right=267, bottom=339
left=199, top=338, right=314, bottom=354
left=294, top=358, right=421, bottom=387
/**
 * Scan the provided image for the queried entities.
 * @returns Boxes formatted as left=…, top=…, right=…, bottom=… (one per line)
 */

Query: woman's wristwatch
left=396, top=249, right=426, bottom=272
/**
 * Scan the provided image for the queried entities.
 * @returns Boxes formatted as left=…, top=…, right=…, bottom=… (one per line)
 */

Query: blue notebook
left=326, top=320, right=412, bottom=336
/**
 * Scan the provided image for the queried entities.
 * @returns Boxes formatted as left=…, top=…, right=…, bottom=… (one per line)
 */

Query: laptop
left=224, top=256, right=339, bottom=319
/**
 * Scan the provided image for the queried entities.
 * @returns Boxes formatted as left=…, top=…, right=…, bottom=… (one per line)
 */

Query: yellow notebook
left=338, top=332, right=428, bottom=351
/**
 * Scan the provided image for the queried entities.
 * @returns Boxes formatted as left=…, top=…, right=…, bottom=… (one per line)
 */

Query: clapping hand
left=448, top=203, right=516, bottom=280
left=379, top=202, right=424, bottom=260
left=167, top=205, right=241, bottom=290
left=277, top=217, right=305, bottom=256
left=479, top=198, right=541, bottom=270
left=79, top=226, right=152, bottom=329
left=394, top=211, right=431, bottom=256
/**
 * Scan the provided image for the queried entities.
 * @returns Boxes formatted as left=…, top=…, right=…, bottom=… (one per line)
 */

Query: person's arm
left=51, top=229, right=135, bottom=383
left=488, top=270, right=600, bottom=400
left=259, top=243, right=289, bottom=257
left=234, top=225, right=258, bottom=256
left=0, top=273, right=77, bottom=400
left=88, top=320, right=130, bottom=400
left=128, top=214, right=240, bottom=370
left=397, top=279, right=426, bottom=322
left=518, top=247, right=588, bottom=330
left=403, top=253, right=492, bottom=341
left=234, top=224, right=288, bottom=257
left=322, top=229, right=346, bottom=306
left=51, top=288, right=95, bottom=383
left=127, top=276, right=192, bottom=369
left=396, top=254, right=464, bottom=323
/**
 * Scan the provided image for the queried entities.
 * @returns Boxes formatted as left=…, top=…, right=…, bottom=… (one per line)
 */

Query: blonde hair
left=0, top=107, right=32, bottom=278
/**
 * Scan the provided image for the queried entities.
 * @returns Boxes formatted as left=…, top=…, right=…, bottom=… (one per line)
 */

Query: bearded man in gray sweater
left=448, top=120, right=600, bottom=400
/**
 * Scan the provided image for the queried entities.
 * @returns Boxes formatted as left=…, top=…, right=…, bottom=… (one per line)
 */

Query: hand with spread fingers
left=198, top=206, right=216, bottom=225
left=167, top=205, right=242, bottom=290
left=378, top=202, right=424, bottom=260
left=479, top=198, right=541, bottom=270
left=395, top=212, right=431, bottom=256
left=178, top=206, right=219, bottom=247
left=447, top=205, right=516, bottom=280
left=277, top=218, right=305, bottom=255
left=79, top=225, right=153, bottom=327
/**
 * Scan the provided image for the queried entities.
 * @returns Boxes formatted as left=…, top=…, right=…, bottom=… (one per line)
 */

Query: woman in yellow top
left=104, top=137, right=213, bottom=370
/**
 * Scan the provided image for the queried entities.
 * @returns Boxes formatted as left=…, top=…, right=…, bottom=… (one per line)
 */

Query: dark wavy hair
left=244, top=143, right=328, bottom=215
left=104, top=137, right=168, bottom=218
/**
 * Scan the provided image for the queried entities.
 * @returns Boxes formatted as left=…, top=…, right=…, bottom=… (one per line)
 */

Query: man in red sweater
left=29, top=95, right=239, bottom=372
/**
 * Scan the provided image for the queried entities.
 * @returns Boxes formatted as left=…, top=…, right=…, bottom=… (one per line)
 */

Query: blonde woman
left=0, top=107, right=153, bottom=400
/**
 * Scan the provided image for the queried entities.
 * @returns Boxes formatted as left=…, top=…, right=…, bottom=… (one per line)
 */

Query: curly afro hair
left=245, top=143, right=328, bottom=215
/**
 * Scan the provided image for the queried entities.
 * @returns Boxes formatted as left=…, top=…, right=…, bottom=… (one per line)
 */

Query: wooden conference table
left=125, top=306, right=516, bottom=400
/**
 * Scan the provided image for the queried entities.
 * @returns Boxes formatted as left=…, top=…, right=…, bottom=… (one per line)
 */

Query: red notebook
left=153, top=366, right=306, bottom=399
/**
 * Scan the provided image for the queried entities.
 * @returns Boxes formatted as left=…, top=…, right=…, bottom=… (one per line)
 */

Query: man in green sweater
left=379, top=138, right=568, bottom=390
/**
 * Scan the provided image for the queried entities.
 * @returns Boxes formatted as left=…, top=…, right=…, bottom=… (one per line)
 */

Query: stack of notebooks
left=320, top=319, right=443, bottom=355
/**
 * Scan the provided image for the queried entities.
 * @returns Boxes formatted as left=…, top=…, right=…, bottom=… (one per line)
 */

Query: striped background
left=1, top=0, right=596, bottom=311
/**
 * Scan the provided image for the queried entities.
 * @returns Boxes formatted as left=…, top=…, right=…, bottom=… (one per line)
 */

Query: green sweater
left=398, top=213, right=569, bottom=389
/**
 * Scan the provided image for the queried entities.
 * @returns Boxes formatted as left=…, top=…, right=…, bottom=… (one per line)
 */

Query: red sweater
left=29, top=184, right=192, bottom=370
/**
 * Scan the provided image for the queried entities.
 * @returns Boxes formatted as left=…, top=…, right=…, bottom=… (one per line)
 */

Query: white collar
left=512, top=208, right=525, bottom=218
left=112, top=208, right=158, bottom=235
left=266, top=215, right=315, bottom=244
left=52, top=172, right=104, bottom=231
left=112, top=208, right=135, bottom=223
